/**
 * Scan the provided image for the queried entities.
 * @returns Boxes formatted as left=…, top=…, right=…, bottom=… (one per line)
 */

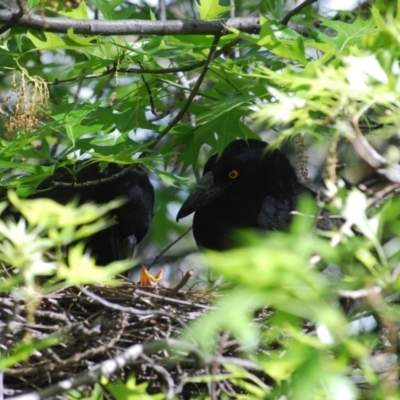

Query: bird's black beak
left=177, top=172, right=226, bottom=221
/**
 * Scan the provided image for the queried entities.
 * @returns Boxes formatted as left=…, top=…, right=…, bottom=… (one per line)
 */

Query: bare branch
left=0, top=11, right=259, bottom=36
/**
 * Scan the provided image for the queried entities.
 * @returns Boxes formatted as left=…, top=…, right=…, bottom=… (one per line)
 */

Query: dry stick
left=170, top=269, right=195, bottom=295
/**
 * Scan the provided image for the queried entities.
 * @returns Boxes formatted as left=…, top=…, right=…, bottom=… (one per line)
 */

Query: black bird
left=28, top=162, right=154, bottom=265
left=177, top=139, right=299, bottom=250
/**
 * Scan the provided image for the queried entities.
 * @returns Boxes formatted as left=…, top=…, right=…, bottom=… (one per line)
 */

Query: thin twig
left=143, top=35, right=221, bottom=156
left=35, top=164, right=142, bottom=194
left=280, top=0, right=317, bottom=26
left=138, top=61, right=158, bottom=116
left=148, top=227, right=192, bottom=270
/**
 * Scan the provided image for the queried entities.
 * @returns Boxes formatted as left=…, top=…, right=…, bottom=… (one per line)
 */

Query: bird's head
left=177, top=139, right=295, bottom=221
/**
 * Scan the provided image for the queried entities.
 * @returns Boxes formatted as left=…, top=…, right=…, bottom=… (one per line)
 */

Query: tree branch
left=0, top=0, right=26, bottom=34
left=0, top=10, right=259, bottom=36
left=349, top=117, right=400, bottom=184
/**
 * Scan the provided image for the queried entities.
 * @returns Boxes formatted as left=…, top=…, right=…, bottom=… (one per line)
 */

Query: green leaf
left=66, top=28, right=96, bottom=46
left=26, top=31, right=96, bottom=51
left=318, top=17, right=378, bottom=52
left=26, top=31, right=69, bottom=51
left=197, top=0, right=231, bottom=20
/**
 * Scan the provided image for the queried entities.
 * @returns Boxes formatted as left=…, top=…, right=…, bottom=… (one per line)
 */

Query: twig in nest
left=135, top=288, right=214, bottom=310
left=140, top=353, right=175, bottom=399
left=77, top=285, right=172, bottom=317
left=171, top=269, right=194, bottom=295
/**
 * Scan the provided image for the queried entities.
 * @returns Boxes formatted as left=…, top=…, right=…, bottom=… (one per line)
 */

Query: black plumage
left=177, top=139, right=299, bottom=250
left=28, top=162, right=154, bottom=265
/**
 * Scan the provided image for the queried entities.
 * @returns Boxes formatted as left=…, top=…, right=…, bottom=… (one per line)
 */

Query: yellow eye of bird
left=112, top=214, right=119, bottom=224
left=228, top=170, right=239, bottom=179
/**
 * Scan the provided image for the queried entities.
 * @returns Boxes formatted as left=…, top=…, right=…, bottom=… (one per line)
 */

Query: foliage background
left=1, top=0, right=400, bottom=399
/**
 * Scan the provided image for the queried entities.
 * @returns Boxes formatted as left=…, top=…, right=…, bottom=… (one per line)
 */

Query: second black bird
left=30, top=162, right=154, bottom=265
left=177, top=139, right=299, bottom=250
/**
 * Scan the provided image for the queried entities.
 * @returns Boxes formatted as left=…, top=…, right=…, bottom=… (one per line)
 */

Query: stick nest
left=1, top=281, right=268, bottom=399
